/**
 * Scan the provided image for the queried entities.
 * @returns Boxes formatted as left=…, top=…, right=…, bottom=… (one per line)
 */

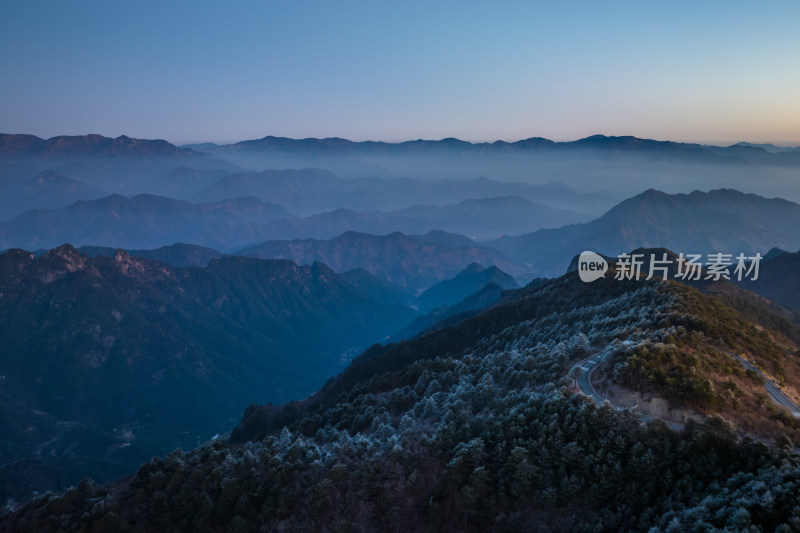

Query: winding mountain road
left=569, top=351, right=607, bottom=405
left=568, top=349, right=684, bottom=430
left=730, top=352, right=800, bottom=417
left=569, top=346, right=800, bottom=439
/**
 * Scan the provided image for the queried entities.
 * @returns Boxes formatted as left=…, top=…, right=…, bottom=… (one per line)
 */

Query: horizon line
left=4, top=131, right=800, bottom=150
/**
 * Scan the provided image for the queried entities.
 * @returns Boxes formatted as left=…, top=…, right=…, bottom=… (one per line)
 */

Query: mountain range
left=180, top=134, right=800, bottom=201
left=494, top=188, right=800, bottom=276
left=6, top=187, right=798, bottom=289
left=239, top=230, right=529, bottom=291
left=0, top=194, right=291, bottom=251
left=0, top=170, right=107, bottom=219
left=9, top=132, right=794, bottom=168
left=0, top=134, right=238, bottom=204
left=0, top=134, right=196, bottom=160
left=197, top=133, right=800, bottom=164
left=4, top=131, right=800, bottom=527
left=252, top=196, right=585, bottom=241
left=734, top=142, right=800, bottom=154
left=191, top=168, right=616, bottom=216
left=5, top=133, right=800, bottom=214
left=0, top=192, right=586, bottom=252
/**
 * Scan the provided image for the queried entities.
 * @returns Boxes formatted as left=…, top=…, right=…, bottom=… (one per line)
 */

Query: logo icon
left=578, top=251, right=608, bottom=282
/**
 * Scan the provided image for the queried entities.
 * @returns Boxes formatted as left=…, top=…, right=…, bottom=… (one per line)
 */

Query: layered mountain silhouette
left=734, top=142, right=800, bottom=154
left=0, top=134, right=239, bottom=200
left=186, top=134, right=800, bottom=191
left=193, top=135, right=800, bottom=202
left=392, top=282, right=511, bottom=341
left=3, top=132, right=779, bottom=170
left=239, top=230, right=529, bottom=291
left=0, top=194, right=292, bottom=250
left=391, top=263, right=525, bottom=340
left=198, top=134, right=789, bottom=165
left=4, top=187, right=798, bottom=286
left=0, top=134, right=197, bottom=160
left=0, top=245, right=416, bottom=501
left=193, top=169, right=612, bottom=216
left=0, top=169, right=107, bottom=219
left=193, top=168, right=340, bottom=209
left=494, top=189, right=800, bottom=276
left=5, top=133, right=800, bottom=206
left=0, top=191, right=587, bottom=251
left=415, top=262, right=519, bottom=313
left=255, top=196, right=585, bottom=241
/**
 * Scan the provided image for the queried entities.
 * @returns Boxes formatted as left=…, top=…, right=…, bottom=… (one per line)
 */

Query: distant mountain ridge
left=253, top=196, right=585, bottom=241
left=416, top=262, right=520, bottom=313
left=0, top=190, right=587, bottom=251
left=734, top=142, right=800, bottom=153
left=4, top=133, right=795, bottom=167
left=0, top=134, right=198, bottom=159
left=200, top=134, right=761, bottom=162
left=193, top=169, right=613, bottom=216
left=0, top=135, right=239, bottom=205
left=0, top=194, right=293, bottom=251
left=494, top=188, right=800, bottom=276
left=179, top=133, right=800, bottom=172
left=179, top=133, right=800, bottom=198
left=239, top=230, right=530, bottom=291
left=0, top=169, right=107, bottom=218
left=5, top=133, right=800, bottom=205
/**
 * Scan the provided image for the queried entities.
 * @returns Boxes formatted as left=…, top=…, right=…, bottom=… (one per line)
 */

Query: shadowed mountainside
left=0, top=245, right=416, bottom=501
left=736, top=250, right=800, bottom=312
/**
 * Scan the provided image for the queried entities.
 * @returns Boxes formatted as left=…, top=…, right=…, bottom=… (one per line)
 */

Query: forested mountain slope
left=5, top=252, right=800, bottom=531
left=0, top=245, right=414, bottom=502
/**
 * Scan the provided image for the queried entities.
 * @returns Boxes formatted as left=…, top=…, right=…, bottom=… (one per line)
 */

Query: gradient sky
left=1, top=1, right=799, bottom=145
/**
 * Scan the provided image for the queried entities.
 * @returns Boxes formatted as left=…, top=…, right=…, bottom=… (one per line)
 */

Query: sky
left=1, top=1, right=799, bottom=145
